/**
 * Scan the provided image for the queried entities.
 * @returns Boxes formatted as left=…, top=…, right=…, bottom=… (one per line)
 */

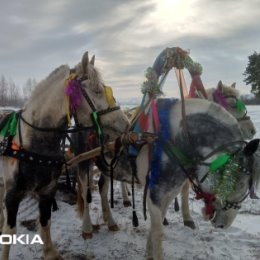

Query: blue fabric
left=152, top=49, right=167, bottom=77
left=149, top=98, right=178, bottom=188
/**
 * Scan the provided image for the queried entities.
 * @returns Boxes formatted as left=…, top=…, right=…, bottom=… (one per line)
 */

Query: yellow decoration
left=104, top=86, right=116, bottom=107
left=64, top=73, right=78, bottom=127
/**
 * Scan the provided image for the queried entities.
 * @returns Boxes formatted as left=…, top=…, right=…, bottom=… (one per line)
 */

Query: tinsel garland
left=141, top=67, right=163, bottom=97
left=183, top=55, right=203, bottom=76
left=210, top=154, right=240, bottom=202
left=141, top=47, right=203, bottom=97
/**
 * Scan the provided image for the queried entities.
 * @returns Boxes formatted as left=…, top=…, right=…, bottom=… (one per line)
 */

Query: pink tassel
left=151, top=99, right=159, bottom=132
left=213, top=89, right=228, bottom=109
left=65, top=79, right=82, bottom=113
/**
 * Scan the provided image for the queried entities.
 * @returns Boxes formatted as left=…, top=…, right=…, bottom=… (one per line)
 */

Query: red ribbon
left=196, top=191, right=216, bottom=218
left=189, top=75, right=208, bottom=99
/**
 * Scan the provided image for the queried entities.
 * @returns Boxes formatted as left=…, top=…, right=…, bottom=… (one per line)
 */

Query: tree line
left=0, top=76, right=37, bottom=107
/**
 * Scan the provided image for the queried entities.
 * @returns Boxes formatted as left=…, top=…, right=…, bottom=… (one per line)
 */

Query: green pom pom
left=236, top=99, right=246, bottom=113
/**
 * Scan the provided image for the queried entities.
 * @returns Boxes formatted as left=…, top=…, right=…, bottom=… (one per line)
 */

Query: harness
left=212, top=90, right=249, bottom=122
left=0, top=71, right=121, bottom=171
left=161, top=138, right=253, bottom=218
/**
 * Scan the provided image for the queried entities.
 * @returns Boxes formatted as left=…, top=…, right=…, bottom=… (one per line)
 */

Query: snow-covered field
left=1, top=106, right=260, bottom=260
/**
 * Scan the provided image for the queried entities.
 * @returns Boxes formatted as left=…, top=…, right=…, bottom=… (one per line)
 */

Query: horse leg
left=146, top=193, right=164, bottom=260
left=77, top=167, right=94, bottom=239
left=98, top=174, right=119, bottom=231
left=181, top=180, right=195, bottom=229
left=121, top=182, right=131, bottom=207
left=39, top=196, right=63, bottom=260
left=1, top=187, right=23, bottom=260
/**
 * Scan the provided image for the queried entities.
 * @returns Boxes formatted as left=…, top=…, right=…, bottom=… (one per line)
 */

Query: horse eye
left=94, top=90, right=102, bottom=95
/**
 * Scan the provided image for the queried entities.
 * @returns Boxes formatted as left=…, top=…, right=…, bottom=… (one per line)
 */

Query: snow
left=1, top=106, right=260, bottom=260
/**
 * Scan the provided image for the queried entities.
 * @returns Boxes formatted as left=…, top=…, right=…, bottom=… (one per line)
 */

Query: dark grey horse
left=99, top=98, right=260, bottom=259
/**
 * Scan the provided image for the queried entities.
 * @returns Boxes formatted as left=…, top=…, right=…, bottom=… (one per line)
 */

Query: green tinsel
left=183, top=56, right=203, bottom=76
left=141, top=67, right=163, bottom=97
left=210, top=154, right=240, bottom=202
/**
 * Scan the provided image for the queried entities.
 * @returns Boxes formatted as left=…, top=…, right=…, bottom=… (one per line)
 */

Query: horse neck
left=18, top=69, right=71, bottom=149
left=24, top=65, right=73, bottom=129
left=174, top=99, right=241, bottom=154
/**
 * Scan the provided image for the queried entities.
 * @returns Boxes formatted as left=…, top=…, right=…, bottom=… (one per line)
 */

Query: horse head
left=71, top=51, right=129, bottom=138
left=211, top=81, right=256, bottom=139
left=200, top=139, right=260, bottom=229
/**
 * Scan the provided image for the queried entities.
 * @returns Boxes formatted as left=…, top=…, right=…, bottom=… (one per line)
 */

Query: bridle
left=223, top=94, right=250, bottom=121
left=79, top=83, right=121, bottom=144
left=214, top=92, right=250, bottom=122
left=163, top=138, right=253, bottom=217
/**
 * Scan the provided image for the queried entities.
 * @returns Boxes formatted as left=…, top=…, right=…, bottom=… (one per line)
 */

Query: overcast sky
left=0, top=0, right=259, bottom=100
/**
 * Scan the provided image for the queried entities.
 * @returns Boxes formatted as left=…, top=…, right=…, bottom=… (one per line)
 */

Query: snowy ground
left=1, top=106, right=260, bottom=260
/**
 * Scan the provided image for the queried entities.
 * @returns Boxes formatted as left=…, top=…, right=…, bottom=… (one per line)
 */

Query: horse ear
left=90, top=55, right=95, bottom=65
left=82, top=51, right=89, bottom=74
left=243, top=139, right=260, bottom=156
left=217, top=80, right=223, bottom=91
left=231, top=82, right=236, bottom=88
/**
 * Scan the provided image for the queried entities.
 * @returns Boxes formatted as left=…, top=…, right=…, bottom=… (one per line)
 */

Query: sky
left=0, top=0, right=260, bottom=101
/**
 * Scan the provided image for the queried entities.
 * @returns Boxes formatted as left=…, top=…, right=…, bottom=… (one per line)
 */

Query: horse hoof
left=163, top=218, right=169, bottom=226
left=108, top=224, right=119, bottom=231
left=82, top=232, right=93, bottom=240
left=123, top=201, right=132, bottom=207
left=184, top=220, right=196, bottom=230
left=44, top=252, right=63, bottom=260
left=92, top=224, right=100, bottom=232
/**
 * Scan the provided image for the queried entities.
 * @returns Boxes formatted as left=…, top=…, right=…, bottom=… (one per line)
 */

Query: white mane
left=22, top=65, right=70, bottom=128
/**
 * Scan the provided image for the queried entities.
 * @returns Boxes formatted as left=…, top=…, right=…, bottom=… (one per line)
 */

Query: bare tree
left=23, top=78, right=37, bottom=102
left=0, top=75, right=8, bottom=106
left=8, top=78, right=22, bottom=107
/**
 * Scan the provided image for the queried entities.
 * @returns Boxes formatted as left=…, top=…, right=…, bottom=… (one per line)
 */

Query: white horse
left=0, top=51, right=129, bottom=260
left=99, top=98, right=260, bottom=259
left=207, top=80, right=256, bottom=139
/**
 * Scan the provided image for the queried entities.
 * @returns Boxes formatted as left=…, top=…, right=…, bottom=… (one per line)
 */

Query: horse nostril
left=218, top=225, right=224, bottom=229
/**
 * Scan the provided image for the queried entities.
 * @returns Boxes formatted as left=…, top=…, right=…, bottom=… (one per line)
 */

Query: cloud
left=0, top=0, right=259, bottom=99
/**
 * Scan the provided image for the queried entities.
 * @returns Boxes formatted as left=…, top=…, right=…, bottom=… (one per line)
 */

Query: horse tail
left=76, top=180, right=84, bottom=219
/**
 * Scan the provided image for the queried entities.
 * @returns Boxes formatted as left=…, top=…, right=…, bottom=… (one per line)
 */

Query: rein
left=20, top=112, right=94, bottom=134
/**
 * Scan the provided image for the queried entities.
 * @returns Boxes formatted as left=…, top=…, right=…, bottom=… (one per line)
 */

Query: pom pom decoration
left=64, top=73, right=82, bottom=126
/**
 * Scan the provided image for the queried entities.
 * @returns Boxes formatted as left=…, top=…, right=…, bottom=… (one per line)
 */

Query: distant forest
left=1, top=73, right=260, bottom=108
left=241, top=95, right=260, bottom=105
left=0, top=75, right=37, bottom=107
